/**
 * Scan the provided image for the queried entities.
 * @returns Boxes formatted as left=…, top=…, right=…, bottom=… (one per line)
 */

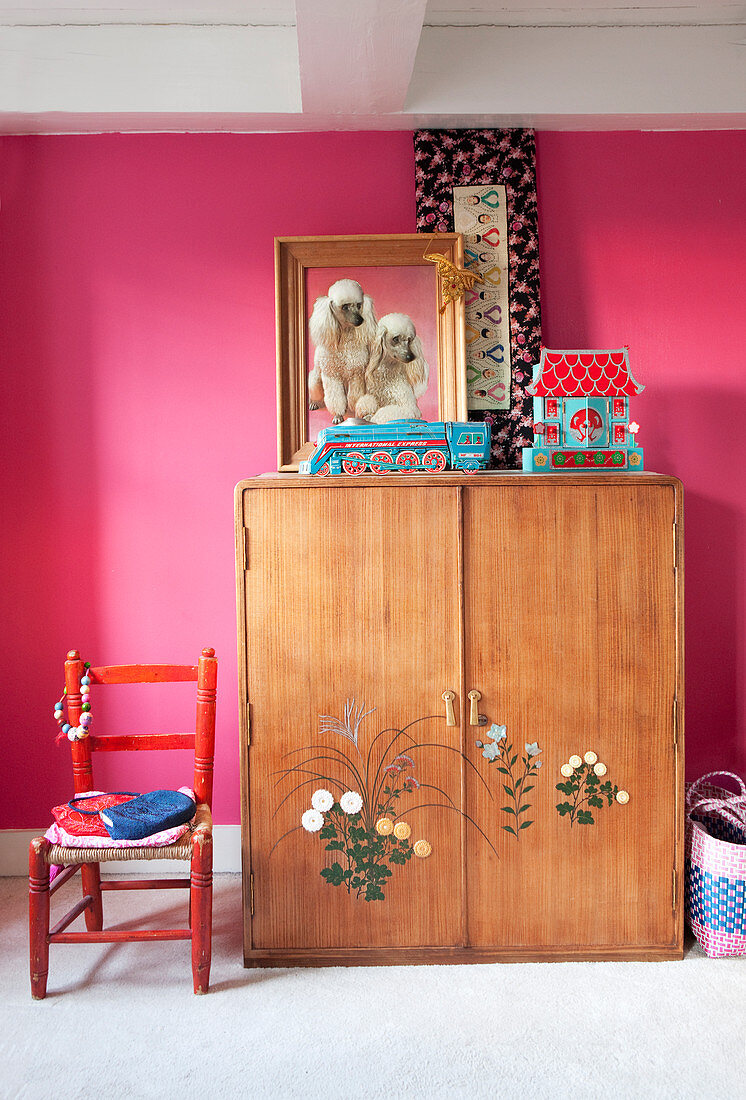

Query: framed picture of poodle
left=275, top=234, right=468, bottom=471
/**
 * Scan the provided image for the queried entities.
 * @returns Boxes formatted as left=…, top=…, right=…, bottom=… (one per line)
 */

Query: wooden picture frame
left=275, top=233, right=468, bottom=471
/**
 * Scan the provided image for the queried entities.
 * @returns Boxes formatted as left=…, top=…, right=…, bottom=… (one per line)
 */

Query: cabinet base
left=244, top=943, right=684, bottom=967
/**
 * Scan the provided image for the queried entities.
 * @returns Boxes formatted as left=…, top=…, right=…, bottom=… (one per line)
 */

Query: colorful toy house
left=522, top=348, right=644, bottom=472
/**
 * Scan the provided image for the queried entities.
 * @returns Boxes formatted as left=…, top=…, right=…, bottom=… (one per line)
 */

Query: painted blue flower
left=525, top=742, right=541, bottom=756
left=482, top=741, right=502, bottom=761
left=488, top=724, right=507, bottom=742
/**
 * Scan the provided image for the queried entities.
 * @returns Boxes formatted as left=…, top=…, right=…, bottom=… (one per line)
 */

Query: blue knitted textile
left=99, top=789, right=196, bottom=840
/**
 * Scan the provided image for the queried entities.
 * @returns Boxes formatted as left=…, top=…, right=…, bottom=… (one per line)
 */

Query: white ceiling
left=1, top=2, right=745, bottom=132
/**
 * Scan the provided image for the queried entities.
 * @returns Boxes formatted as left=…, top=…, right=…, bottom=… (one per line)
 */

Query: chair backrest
left=62, top=648, right=217, bottom=807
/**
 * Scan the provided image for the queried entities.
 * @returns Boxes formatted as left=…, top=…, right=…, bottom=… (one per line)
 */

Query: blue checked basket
left=685, top=772, right=746, bottom=957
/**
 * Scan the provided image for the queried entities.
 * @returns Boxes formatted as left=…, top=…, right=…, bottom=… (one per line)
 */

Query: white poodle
left=308, top=278, right=377, bottom=424
left=355, top=313, right=429, bottom=424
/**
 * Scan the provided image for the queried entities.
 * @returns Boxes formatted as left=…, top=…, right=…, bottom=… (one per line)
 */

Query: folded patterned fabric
left=45, top=788, right=196, bottom=848
left=44, top=817, right=193, bottom=850
left=100, top=789, right=197, bottom=840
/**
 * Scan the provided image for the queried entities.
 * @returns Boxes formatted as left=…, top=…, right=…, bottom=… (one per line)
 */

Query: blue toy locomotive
left=299, top=419, right=491, bottom=476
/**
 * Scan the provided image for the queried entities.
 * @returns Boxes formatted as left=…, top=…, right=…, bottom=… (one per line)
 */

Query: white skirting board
left=0, top=825, right=242, bottom=877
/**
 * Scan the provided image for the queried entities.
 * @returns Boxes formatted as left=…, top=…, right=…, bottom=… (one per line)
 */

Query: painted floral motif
left=476, top=723, right=542, bottom=839
left=273, top=700, right=496, bottom=902
left=555, top=753, right=627, bottom=826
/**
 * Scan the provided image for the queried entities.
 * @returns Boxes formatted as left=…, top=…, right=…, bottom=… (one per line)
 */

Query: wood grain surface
left=236, top=473, right=683, bottom=964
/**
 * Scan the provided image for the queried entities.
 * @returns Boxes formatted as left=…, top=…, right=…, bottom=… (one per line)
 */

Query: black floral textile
left=414, top=129, right=541, bottom=468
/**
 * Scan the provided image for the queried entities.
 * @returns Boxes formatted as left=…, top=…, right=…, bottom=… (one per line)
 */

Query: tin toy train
left=299, top=419, right=491, bottom=476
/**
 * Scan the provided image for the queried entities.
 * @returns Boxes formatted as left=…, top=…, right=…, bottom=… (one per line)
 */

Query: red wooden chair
left=29, top=647, right=217, bottom=998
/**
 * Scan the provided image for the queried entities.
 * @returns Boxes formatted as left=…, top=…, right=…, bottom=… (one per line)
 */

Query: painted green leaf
left=556, top=802, right=573, bottom=816
left=502, top=824, right=517, bottom=836
left=518, top=804, right=531, bottom=814
left=496, top=766, right=510, bottom=775
left=503, top=784, right=514, bottom=797
left=501, top=805, right=516, bottom=815
left=522, top=785, right=534, bottom=794
left=519, top=820, right=533, bottom=830
left=511, top=754, right=518, bottom=767
left=588, top=795, right=603, bottom=808
left=320, top=861, right=345, bottom=886
left=577, top=810, right=595, bottom=825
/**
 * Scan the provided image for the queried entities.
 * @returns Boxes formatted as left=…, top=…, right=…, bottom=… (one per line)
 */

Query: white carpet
left=1, top=874, right=744, bottom=1099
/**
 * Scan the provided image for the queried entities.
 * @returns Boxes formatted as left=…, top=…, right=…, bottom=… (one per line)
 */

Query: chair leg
left=81, top=862, right=103, bottom=930
left=190, top=829, right=213, bottom=994
left=29, top=838, right=51, bottom=1000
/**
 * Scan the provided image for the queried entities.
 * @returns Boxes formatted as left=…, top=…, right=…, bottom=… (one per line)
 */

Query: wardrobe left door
left=238, top=483, right=464, bottom=965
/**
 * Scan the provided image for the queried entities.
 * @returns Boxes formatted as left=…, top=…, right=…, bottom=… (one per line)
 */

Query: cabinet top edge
left=235, top=472, right=683, bottom=494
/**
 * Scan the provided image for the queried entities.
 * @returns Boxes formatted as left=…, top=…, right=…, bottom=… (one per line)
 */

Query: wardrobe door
left=239, top=484, right=465, bottom=961
left=463, top=481, right=681, bottom=956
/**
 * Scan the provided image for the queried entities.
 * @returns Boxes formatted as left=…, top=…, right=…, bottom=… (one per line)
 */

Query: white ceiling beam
left=408, top=24, right=746, bottom=116
left=0, top=23, right=301, bottom=112
left=0, top=3, right=297, bottom=25
left=424, top=2, right=746, bottom=28
left=1, top=14, right=745, bottom=130
left=295, top=0, right=428, bottom=114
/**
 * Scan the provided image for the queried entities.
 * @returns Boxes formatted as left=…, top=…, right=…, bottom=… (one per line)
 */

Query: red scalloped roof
left=527, top=349, right=644, bottom=397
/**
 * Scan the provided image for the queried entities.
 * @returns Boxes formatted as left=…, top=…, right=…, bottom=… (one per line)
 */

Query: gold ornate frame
left=275, top=233, right=468, bottom=471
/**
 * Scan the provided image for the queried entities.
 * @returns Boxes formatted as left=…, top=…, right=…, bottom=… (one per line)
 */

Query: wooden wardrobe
left=235, top=472, right=684, bottom=965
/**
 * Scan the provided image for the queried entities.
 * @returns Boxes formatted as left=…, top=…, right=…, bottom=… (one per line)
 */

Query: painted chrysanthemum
left=393, top=821, right=411, bottom=840
left=376, top=817, right=394, bottom=835
left=394, top=754, right=415, bottom=768
left=339, top=790, right=363, bottom=815
left=311, top=788, right=335, bottom=813
left=301, top=809, right=324, bottom=832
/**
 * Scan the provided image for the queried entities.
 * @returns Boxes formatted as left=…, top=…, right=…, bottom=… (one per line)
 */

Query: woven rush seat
left=45, top=804, right=212, bottom=866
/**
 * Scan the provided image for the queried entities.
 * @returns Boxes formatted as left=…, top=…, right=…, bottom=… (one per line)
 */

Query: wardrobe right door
left=462, top=478, right=683, bottom=958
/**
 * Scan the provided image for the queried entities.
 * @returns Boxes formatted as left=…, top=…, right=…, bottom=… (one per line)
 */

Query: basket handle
left=687, top=771, right=746, bottom=831
left=686, top=770, right=746, bottom=809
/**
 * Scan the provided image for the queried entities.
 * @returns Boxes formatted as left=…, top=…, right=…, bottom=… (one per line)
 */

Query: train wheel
left=316, top=462, right=330, bottom=477
left=422, top=449, right=447, bottom=472
left=369, top=450, right=393, bottom=474
left=342, top=451, right=367, bottom=475
left=396, top=451, right=419, bottom=469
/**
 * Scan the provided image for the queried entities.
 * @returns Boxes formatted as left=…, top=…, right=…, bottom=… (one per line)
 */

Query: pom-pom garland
left=53, top=663, right=93, bottom=742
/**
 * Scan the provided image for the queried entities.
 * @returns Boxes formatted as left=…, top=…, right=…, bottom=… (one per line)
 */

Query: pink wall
left=535, top=131, right=746, bottom=784
left=1, top=129, right=744, bottom=828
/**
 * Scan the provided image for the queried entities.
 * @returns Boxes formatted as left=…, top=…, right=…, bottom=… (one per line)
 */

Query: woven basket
left=685, top=772, right=746, bottom=957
